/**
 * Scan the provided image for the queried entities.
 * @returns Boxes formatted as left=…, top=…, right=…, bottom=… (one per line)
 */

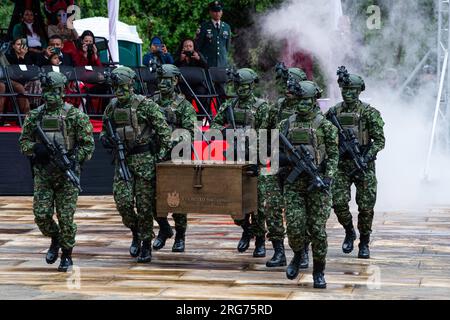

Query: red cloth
left=44, top=0, right=74, bottom=14
left=72, top=49, right=102, bottom=67
left=291, top=51, right=314, bottom=81
left=281, top=38, right=315, bottom=80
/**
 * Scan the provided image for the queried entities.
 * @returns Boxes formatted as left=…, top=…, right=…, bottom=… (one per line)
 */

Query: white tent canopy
left=73, top=17, right=142, bottom=45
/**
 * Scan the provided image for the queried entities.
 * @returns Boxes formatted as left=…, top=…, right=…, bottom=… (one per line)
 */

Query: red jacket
left=72, top=49, right=102, bottom=67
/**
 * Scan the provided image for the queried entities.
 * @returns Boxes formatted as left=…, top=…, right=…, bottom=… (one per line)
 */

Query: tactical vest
left=159, top=95, right=186, bottom=131
left=284, top=113, right=327, bottom=166
left=335, top=102, right=370, bottom=146
left=277, top=98, right=296, bottom=123
left=231, top=98, right=265, bottom=129
left=37, top=104, right=75, bottom=152
left=111, top=96, right=151, bottom=150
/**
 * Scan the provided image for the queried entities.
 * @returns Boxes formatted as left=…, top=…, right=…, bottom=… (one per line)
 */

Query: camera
left=87, top=44, right=94, bottom=55
left=183, top=50, right=194, bottom=58
left=20, top=38, right=28, bottom=50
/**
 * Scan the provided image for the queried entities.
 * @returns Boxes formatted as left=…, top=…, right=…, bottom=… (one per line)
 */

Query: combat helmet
left=40, top=71, right=67, bottom=90
left=287, top=78, right=322, bottom=99
left=234, top=68, right=259, bottom=85
left=110, top=66, right=137, bottom=86
left=337, top=66, right=365, bottom=91
left=157, top=64, right=181, bottom=79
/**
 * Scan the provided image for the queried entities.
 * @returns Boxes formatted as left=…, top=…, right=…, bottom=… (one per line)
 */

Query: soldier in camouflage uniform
left=278, top=80, right=338, bottom=288
left=151, top=64, right=198, bottom=253
left=211, top=68, right=268, bottom=258
left=326, top=68, right=385, bottom=259
left=100, top=66, right=171, bottom=263
left=261, top=66, right=309, bottom=269
left=19, top=72, right=94, bottom=272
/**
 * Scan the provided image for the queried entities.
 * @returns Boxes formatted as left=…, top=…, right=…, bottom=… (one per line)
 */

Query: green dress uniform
left=196, top=20, right=231, bottom=67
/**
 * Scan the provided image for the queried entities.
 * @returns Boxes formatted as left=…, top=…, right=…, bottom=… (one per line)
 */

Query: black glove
left=100, top=135, right=114, bottom=149
left=322, top=177, right=333, bottom=190
left=246, top=164, right=259, bottom=177
left=279, top=152, right=291, bottom=167
left=32, top=143, right=50, bottom=165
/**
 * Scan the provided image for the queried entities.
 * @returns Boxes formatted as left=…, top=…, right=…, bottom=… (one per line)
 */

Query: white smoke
left=260, top=0, right=450, bottom=210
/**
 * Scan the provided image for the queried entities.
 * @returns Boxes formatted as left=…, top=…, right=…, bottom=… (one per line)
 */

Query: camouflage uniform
left=100, top=96, right=171, bottom=241
left=259, top=97, right=297, bottom=241
left=326, top=67, right=385, bottom=259
left=211, top=68, right=269, bottom=257
left=279, top=107, right=338, bottom=264
left=152, top=91, right=197, bottom=247
left=100, top=66, right=171, bottom=263
left=20, top=104, right=94, bottom=248
left=212, top=95, right=268, bottom=237
left=19, top=72, right=94, bottom=272
left=150, top=64, right=198, bottom=252
left=278, top=80, right=338, bottom=288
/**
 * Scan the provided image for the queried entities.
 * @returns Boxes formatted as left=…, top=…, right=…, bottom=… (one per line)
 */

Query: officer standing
left=326, top=67, right=385, bottom=259
left=100, top=66, right=171, bottom=263
left=278, top=79, right=338, bottom=289
left=260, top=65, right=308, bottom=269
left=195, top=1, right=231, bottom=68
left=211, top=68, right=268, bottom=258
left=19, top=72, right=94, bottom=272
left=151, top=64, right=198, bottom=253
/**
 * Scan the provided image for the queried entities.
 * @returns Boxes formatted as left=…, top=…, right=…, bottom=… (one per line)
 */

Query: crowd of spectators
left=0, top=1, right=235, bottom=125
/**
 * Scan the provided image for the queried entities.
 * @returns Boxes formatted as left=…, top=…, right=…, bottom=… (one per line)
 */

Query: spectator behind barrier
left=37, top=35, right=74, bottom=67
left=47, top=8, right=78, bottom=42
left=73, top=30, right=102, bottom=67
left=7, top=0, right=45, bottom=42
left=143, top=36, right=174, bottom=67
left=44, top=0, right=74, bottom=20
left=6, top=37, right=37, bottom=65
left=175, top=38, right=208, bottom=69
left=0, top=48, right=30, bottom=122
left=12, top=9, right=48, bottom=54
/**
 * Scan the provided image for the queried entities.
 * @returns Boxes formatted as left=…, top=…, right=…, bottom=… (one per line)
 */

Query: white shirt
left=25, top=22, right=42, bottom=48
left=211, top=19, right=221, bottom=30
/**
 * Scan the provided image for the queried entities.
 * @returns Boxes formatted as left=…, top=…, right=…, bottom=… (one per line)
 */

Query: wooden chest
left=156, top=162, right=257, bottom=220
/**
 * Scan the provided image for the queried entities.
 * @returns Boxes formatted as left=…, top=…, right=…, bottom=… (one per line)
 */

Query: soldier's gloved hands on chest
left=322, top=177, right=333, bottom=190
left=364, top=153, right=376, bottom=164
left=100, top=136, right=114, bottom=149
left=246, top=164, right=259, bottom=177
left=33, top=143, right=50, bottom=165
left=279, top=152, right=291, bottom=167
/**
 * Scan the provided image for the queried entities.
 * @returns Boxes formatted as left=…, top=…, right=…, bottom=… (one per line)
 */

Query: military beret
left=209, top=1, right=224, bottom=12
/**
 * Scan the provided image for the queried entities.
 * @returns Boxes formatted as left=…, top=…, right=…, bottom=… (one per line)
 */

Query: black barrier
left=0, top=65, right=230, bottom=123
left=0, top=133, right=114, bottom=196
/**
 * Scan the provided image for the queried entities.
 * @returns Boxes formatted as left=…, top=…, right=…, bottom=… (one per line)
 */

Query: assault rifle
left=34, top=123, right=82, bottom=192
left=104, top=117, right=132, bottom=185
left=279, top=132, right=330, bottom=195
left=327, top=110, right=373, bottom=177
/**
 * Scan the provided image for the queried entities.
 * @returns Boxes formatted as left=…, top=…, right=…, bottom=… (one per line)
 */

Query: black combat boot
left=342, top=223, right=356, bottom=254
left=299, top=243, right=309, bottom=269
left=358, top=234, right=370, bottom=259
left=313, top=261, right=327, bottom=289
left=237, top=222, right=253, bottom=253
left=58, top=248, right=73, bottom=272
left=46, top=236, right=60, bottom=264
left=253, top=236, right=266, bottom=257
left=286, top=251, right=302, bottom=280
left=266, top=240, right=286, bottom=267
left=137, top=240, right=152, bottom=263
left=129, top=229, right=141, bottom=257
left=172, top=228, right=186, bottom=253
left=152, top=218, right=174, bottom=250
